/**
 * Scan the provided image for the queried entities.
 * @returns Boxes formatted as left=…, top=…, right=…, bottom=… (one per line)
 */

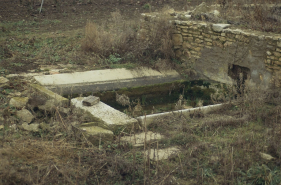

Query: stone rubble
left=9, top=97, right=29, bottom=109
left=120, top=131, right=164, bottom=147
left=144, top=147, right=180, bottom=161
left=0, top=77, right=9, bottom=87
left=22, top=123, right=39, bottom=132
left=16, top=109, right=34, bottom=124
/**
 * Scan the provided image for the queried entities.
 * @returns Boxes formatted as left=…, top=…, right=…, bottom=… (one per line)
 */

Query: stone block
left=179, top=26, right=189, bottom=29
left=172, top=34, right=183, bottom=46
left=212, top=24, right=230, bottom=32
left=273, top=52, right=281, bottom=57
left=183, top=41, right=192, bottom=48
left=204, top=38, right=212, bottom=42
left=213, top=41, right=223, bottom=47
left=192, top=31, right=200, bottom=35
left=224, top=41, right=233, bottom=47
left=181, top=32, right=189, bottom=36
left=82, top=96, right=100, bottom=106
left=212, top=35, right=218, bottom=40
left=186, top=37, right=194, bottom=42
left=202, top=33, right=211, bottom=38
left=231, top=29, right=243, bottom=34
left=195, top=39, right=203, bottom=43
left=219, top=37, right=226, bottom=42
left=226, top=38, right=235, bottom=42
left=274, top=61, right=281, bottom=66
left=265, top=36, right=273, bottom=41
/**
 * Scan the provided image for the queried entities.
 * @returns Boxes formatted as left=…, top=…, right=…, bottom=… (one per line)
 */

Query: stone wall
left=140, top=13, right=281, bottom=88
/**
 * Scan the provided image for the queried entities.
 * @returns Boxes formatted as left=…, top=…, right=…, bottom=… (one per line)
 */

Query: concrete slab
left=30, top=84, right=69, bottom=106
left=120, top=131, right=163, bottom=147
left=137, top=103, right=224, bottom=127
left=71, top=97, right=138, bottom=133
left=145, top=147, right=180, bottom=161
left=34, top=68, right=182, bottom=95
left=79, top=125, right=114, bottom=145
left=6, top=73, right=43, bottom=78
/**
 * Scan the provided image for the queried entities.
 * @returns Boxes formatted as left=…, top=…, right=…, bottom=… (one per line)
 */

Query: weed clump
left=82, top=10, right=175, bottom=67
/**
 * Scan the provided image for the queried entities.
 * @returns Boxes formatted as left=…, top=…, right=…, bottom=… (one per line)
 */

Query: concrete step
left=34, top=67, right=181, bottom=95
left=120, top=131, right=164, bottom=147
left=71, top=97, right=138, bottom=133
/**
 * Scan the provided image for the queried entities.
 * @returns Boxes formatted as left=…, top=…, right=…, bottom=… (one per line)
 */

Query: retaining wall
left=140, top=13, right=281, bottom=88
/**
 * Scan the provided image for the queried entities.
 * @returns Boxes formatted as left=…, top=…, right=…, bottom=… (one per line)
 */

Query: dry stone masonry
left=140, top=12, right=281, bottom=88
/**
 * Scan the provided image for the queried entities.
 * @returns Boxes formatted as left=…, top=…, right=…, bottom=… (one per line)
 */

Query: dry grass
left=218, top=0, right=281, bottom=32
left=189, top=0, right=281, bottom=33
left=81, top=10, right=175, bottom=66
left=1, top=65, right=281, bottom=184
left=1, top=80, right=281, bottom=184
left=81, top=21, right=135, bottom=58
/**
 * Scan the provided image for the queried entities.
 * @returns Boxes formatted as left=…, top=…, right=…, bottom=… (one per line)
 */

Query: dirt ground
left=0, top=0, right=205, bottom=22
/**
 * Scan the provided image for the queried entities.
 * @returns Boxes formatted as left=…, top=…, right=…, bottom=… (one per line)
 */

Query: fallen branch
left=39, top=0, right=44, bottom=14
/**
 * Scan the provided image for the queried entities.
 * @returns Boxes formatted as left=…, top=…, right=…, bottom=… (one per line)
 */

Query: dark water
left=91, top=80, right=217, bottom=115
